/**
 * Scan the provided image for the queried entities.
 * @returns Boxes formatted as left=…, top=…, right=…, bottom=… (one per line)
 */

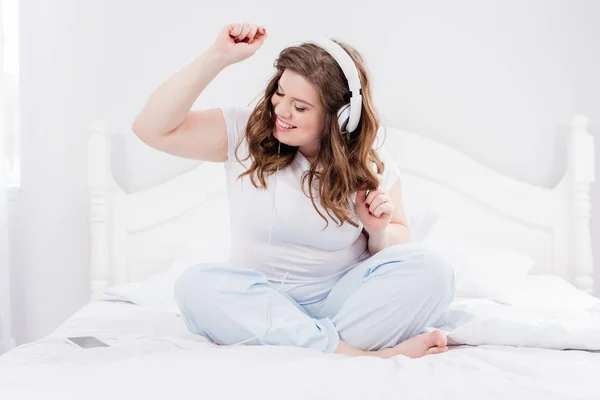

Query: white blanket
left=2, top=276, right=600, bottom=400
left=443, top=299, right=600, bottom=350
left=1, top=299, right=599, bottom=400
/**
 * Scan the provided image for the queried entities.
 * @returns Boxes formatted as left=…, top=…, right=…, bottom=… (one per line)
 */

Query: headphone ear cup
left=337, top=103, right=351, bottom=133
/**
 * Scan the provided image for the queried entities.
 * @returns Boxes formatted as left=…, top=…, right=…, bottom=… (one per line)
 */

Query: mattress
left=1, top=276, right=600, bottom=400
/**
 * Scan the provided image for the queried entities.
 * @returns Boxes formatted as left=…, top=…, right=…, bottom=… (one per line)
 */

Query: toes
left=430, top=330, right=447, bottom=347
left=426, top=345, right=449, bottom=355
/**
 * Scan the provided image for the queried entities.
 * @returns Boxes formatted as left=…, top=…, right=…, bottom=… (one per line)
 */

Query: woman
left=132, top=22, right=455, bottom=358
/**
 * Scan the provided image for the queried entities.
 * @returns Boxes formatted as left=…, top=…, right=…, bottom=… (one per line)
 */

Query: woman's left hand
left=356, top=176, right=394, bottom=235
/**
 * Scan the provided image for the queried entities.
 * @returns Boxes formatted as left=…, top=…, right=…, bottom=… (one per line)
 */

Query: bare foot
left=377, top=330, right=449, bottom=359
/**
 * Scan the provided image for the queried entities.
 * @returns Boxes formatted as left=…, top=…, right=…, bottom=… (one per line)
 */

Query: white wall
left=8, top=0, right=600, bottom=343
left=11, top=0, right=91, bottom=344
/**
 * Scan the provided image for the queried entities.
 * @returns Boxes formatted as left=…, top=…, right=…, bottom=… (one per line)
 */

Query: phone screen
left=67, top=336, right=109, bottom=349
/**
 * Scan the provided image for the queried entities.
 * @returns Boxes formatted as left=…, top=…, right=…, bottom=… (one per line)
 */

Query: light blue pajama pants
left=174, top=243, right=455, bottom=353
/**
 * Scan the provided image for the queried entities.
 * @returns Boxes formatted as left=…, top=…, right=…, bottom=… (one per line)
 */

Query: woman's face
left=271, top=69, right=326, bottom=157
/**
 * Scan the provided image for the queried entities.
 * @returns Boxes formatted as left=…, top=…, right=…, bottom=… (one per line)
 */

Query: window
left=1, top=0, right=19, bottom=186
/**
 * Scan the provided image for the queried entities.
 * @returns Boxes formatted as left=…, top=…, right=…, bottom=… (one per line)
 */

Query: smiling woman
left=236, top=39, right=389, bottom=231
left=132, top=22, right=453, bottom=359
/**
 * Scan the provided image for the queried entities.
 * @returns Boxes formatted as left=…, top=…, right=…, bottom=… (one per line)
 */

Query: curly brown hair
left=235, top=39, right=384, bottom=229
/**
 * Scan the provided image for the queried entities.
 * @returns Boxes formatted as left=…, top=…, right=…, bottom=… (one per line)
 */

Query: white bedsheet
left=1, top=276, right=600, bottom=400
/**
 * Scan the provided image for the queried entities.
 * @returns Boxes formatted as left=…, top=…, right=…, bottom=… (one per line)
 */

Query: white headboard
left=87, top=115, right=595, bottom=296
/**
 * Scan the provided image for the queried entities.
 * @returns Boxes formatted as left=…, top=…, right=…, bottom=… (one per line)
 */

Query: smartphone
left=67, top=336, right=110, bottom=349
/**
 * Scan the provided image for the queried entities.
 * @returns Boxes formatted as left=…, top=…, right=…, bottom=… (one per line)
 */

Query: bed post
left=87, top=121, right=112, bottom=298
left=568, top=115, right=595, bottom=293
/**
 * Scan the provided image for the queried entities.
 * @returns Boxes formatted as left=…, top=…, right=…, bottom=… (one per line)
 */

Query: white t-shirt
left=221, top=106, right=401, bottom=293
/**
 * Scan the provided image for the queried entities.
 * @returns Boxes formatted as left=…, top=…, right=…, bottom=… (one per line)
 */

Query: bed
left=0, top=113, right=598, bottom=399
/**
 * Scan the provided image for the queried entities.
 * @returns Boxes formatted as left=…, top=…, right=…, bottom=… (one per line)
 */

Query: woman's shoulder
left=221, top=106, right=255, bottom=162
left=221, top=106, right=254, bottom=135
left=372, top=137, right=402, bottom=190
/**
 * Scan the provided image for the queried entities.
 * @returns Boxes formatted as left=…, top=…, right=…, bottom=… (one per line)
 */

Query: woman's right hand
left=210, top=23, right=268, bottom=66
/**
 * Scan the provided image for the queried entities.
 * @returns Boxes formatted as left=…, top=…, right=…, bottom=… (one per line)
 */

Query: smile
left=276, top=117, right=296, bottom=130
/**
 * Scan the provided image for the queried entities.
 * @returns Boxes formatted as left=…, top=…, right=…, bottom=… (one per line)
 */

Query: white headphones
left=297, top=38, right=363, bottom=134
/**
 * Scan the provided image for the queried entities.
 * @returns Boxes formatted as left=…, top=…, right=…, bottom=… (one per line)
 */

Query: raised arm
left=131, top=23, right=267, bottom=162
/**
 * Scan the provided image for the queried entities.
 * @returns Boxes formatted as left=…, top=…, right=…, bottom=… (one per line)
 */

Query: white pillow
left=493, top=275, right=600, bottom=311
left=408, top=211, right=440, bottom=242
left=425, top=239, right=535, bottom=299
left=99, top=239, right=230, bottom=315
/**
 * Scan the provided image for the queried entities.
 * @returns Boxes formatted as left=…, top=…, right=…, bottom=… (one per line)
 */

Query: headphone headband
left=288, top=37, right=363, bottom=133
